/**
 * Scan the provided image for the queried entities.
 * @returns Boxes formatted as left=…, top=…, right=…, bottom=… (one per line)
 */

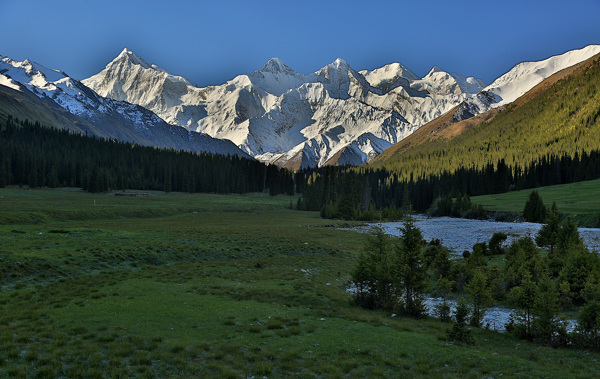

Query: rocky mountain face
left=0, top=55, right=249, bottom=158
left=84, top=49, right=485, bottom=169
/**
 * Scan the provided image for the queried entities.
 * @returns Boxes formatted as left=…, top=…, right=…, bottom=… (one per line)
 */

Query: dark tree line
left=296, top=151, right=600, bottom=218
left=0, top=115, right=295, bottom=195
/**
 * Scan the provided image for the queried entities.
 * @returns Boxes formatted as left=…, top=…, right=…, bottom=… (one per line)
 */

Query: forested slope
left=371, top=53, right=600, bottom=181
left=0, top=115, right=295, bottom=195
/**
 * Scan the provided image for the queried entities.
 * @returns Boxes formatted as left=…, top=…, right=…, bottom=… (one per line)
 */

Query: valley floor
left=0, top=187, right=598, bottom=377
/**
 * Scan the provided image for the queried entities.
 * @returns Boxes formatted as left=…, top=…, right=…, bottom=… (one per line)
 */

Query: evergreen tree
left=509, top=272, right=537, bottom=339
left=351, top=225, right=395, bottom=310
left=447, top=299, right=474, bottom=344
left=164, top=161, right=172, bottom=194
left=535, top=202, right=560, bottom=255
left=559, top=248, right=599, bottom=305
left=556, top=216, right=584, bottom=255
left=488, top=232, right=508, bottom=256
left=396, top=211, right=427, bottom=317
left=503, top=236, right=544, bottom=290
left=47, top=165, right=59, bottom=188
left=532, top=274, right=561, bottom=346
left=467, top=268, right=493, bottom=328
left=523, top=190, right=546, bottom=223
left=576, top=301, right=600, bottom=350
left=88, top=166, right=100, bottom=193
left=433, top=276, right=454, bottom=322
left=0, top=162, right=6, bottom=188
left=337, top=172, right=359, bottom=219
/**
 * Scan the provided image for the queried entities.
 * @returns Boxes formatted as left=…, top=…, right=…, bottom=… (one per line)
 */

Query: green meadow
left=1, top=187, right=599, bottom=377
left=471, top=178, right=600, bottom=226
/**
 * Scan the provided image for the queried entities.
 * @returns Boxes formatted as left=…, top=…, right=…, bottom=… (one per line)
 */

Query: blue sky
left=1, top=0, right=599, bottom=86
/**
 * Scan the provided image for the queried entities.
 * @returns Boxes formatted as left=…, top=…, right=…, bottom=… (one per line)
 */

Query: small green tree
left=351, top=225, right=395, bottom=310
left=575, top=301, right=600, bottom=350
left=535, top=202, right=560, bottom=254
left=447, top=299, right=474, bottom=344
left=465, top=242, right=487, bottom=279
left=488, top=232, right=507, bottom=256
left=434, top=276, right=455, bottom=322
left=396, top=211, right=427, bottom=318
left=503, top=236, right=544, bottom=290
left=523, top=190, right=546, bottom=223
left=559, top=248, right=599, bottom=305
left=532, top=273, right=561, bottom=346
left=556, top=216, right=584, bottom=256
left=509, top=272, right=537, bottom=339
left=467, top=268, right=493, bottom=327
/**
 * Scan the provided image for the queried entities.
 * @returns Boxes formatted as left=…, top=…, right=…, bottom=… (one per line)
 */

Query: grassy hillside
left=1, top=187, right=599, bottom=377
left=471, top=178, right=600, bottom=226
left=370, top=53, right=600, bottom=181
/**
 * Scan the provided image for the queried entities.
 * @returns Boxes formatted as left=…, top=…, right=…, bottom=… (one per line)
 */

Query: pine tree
left=47, top=165, right=59, bottom=188
left=467, top=268, right=493, bottom=328
left=576, top=301, right=600, bottom=350
left=535, top=202, right=560, bottom=255
left=447, top=299, right=474, bottom=344
left=337, top=172, right=359, bottom=219
left=396, top=211, right=427, bottom=317
left=523, top=190, right=546, bottom=223
left=351, top=225, right=394, bottom=310
left=509, top=272, right=537, bottom=339
left=0, top=162, right=6, bottom=188
left=533, top=274, right=561, bottom=346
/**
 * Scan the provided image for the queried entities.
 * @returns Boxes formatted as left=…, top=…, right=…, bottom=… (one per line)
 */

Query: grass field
left=471, top=178, right=600, bottom=226
left=1, top=187, right=599, bottom=377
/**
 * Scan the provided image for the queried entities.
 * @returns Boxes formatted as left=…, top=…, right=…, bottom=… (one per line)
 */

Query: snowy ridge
left=84, top=50, right=485, bottom=167
left=0, top=72, right=21, bottom=91
left=82, top=45, right=600, bottom=168
left=460, top=45, right=600, bottom=117
left=0, top=55, right=249, bottom=158
left=486, top=45, right=600, bottom=106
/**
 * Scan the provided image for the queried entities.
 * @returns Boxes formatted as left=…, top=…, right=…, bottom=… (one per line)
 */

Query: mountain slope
left=370, top=51, right=600, bottom=181
left=456, top=45, right=600, bottom=120
left=84, top=49, right=485, bottom=168
left=0, top=55, right=249, bottom=158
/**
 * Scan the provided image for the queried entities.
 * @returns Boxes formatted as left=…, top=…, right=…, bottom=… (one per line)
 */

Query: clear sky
left=1, top=0, right=599, bottom=87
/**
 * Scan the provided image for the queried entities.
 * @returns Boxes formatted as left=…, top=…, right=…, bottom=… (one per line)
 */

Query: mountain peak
left=113, top=48, right=152, bottom=70
left=259, top=57, right=296, bottom=75
left=332, top=58, right=349, bottom=69
left=428, top=65, right=445, bottom=75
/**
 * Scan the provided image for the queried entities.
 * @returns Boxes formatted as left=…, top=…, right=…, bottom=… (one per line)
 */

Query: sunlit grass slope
left=471, top=178, right=600, bottom=225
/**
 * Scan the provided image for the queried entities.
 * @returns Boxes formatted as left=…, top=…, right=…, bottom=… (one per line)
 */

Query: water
left=344, top=215, right=600, bottom=331
left=375, top=215, right=600, bottom=256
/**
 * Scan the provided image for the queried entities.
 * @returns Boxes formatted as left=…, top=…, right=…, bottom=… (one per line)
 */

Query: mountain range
left=2, top=45, right=600, bottom=168
left=0, top=56, right=249, bottom=158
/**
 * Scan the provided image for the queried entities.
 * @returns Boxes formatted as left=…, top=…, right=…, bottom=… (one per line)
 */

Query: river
left=376, top=215, right=600, bottom=256
left=346, top=216, right=600, bottom=331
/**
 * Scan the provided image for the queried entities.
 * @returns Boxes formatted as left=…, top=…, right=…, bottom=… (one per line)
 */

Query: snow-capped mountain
left=457, top=45, right=600, bottom=118
left=84, top=49, right=485, bottom=168
left=0, top=55, right=249, bottom=158
left=82, top=45, right=600, bottom=169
